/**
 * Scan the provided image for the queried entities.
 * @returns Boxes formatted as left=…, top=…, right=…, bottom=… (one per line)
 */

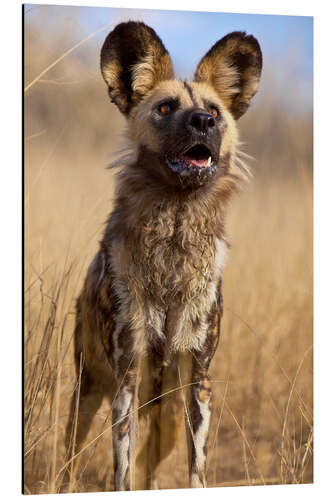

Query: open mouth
left=165, top=144, right=216, bottom=183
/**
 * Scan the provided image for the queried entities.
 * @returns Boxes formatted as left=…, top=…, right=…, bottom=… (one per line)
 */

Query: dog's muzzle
left=165, top=144, right=217, bottom=188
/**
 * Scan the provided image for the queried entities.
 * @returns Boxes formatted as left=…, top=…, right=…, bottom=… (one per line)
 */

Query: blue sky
left=25, top=5, right=313, bottom=109
left=81, top=7, right=313, bottom=78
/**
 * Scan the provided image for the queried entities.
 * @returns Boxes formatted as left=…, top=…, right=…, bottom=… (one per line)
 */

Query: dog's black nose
left=188, top=110, right=216, bottom=134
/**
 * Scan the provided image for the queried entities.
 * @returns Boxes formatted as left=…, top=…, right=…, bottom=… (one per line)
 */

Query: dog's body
left=65, top=22, right=262, bottom=491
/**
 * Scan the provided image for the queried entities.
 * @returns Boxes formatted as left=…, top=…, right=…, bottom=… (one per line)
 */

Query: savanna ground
left=24, top=6, right=313, bottom=494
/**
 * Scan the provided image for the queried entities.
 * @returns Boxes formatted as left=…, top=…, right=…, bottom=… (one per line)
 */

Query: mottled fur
left=65, top=21, right=262, bottom=491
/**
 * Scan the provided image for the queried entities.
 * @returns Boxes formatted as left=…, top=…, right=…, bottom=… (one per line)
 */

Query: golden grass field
left=24, top=8, right=313, bottom=494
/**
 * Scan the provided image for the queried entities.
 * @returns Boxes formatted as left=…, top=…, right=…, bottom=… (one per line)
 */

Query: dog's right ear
left=101, top=22, right=174, bottom=115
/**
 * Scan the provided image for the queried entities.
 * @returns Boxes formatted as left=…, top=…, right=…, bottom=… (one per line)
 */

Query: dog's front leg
left=111, top=331, right=138, bottom=491
left=187, top=358, right=212, bottom=488
left=186, top=285, right=222, bottom=488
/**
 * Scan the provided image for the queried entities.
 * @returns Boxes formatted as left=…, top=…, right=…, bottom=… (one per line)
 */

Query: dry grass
left=24, top=8, right=313, bottom=494
left=24, top=163, right=313, bottom=493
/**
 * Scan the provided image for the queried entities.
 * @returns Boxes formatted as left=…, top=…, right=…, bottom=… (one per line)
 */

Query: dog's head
left=101, top=22, right=262, bottom=190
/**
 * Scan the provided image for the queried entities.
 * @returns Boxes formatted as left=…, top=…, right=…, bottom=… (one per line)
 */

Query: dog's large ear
left=101, top=21, right=174, bottom=114
left=194, top=32, right=262, bottom=119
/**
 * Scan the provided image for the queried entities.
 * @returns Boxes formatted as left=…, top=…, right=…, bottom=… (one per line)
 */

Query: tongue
left=183, top=156, right=210, bottom=168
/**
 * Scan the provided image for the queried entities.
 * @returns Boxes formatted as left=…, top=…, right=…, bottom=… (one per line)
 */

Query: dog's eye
left=209, top=107, right=219, bottom=119
left=158, top=103, right=171, bottom=115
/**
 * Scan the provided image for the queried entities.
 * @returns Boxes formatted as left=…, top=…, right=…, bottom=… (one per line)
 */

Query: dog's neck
left=104, top=160, right=238, bottom=245
left=100, top=162, right=232, bottom=309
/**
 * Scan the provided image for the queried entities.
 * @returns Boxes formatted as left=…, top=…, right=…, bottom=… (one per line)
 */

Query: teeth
left=207, top=156, right=212, bottom=166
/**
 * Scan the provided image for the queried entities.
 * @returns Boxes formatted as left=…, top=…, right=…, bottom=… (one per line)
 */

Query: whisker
left=234, top=156, right=253, bottom=181
left=237, top=150, right=256, bottom=162
left=107, top=152, right=135, bottom=169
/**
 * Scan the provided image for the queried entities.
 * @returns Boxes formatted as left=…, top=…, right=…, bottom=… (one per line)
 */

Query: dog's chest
left=134, top=200, right=221, bottom=305
left=110, top=199, right=227, bottom=353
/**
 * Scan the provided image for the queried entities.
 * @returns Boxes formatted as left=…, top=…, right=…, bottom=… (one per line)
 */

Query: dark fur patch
left=183, top=80, right=198, bottom=107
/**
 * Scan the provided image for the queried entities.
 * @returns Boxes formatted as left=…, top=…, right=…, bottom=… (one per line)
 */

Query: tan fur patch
left=132, top=52, right=174, bottom=98
left=195, top=58, right=239, bottom=109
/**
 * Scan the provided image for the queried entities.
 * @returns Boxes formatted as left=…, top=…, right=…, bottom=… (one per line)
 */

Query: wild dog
left=65, top=21, right=262, bottom=491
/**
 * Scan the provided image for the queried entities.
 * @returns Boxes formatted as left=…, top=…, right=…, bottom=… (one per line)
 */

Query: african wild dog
left=65, top=21, right=262, bottom=491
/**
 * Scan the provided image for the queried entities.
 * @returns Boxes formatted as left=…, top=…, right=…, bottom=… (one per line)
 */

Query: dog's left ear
left=101, top=21, right=174, bottom=115
left=195, top=32, right=262, bottom=119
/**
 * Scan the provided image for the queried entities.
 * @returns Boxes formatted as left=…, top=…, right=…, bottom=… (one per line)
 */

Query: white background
left=1, top=0, right=332, bottom=498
